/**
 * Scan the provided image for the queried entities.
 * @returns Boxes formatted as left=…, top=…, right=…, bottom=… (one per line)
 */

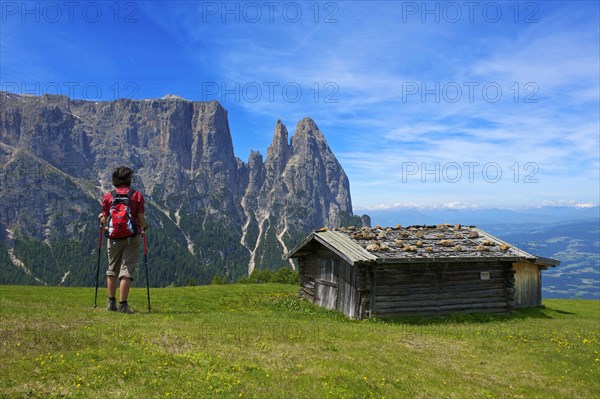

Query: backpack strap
left=111, top=189, right=136, bottom=200
left=126, top=189, right=138, bottom=236
left=126, top=188, right=136, bottom=200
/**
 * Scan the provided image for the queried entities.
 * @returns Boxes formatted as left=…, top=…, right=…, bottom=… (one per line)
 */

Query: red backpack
left=105, top=189, right=138, bottom=239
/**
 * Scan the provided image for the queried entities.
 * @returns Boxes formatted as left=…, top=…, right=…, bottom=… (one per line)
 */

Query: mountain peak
left=265, top=120, right=291, bottom=172
left=298, top=116, right=318, bottom=129
left=161, top=93, right=187, bottom=100
left=273, top=120, right=289, bottom=144
left=292, top=117, right=326, bottom=145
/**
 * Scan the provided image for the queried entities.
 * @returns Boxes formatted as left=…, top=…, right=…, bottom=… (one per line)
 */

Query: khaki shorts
left=106, top=234, right=143, bottom=280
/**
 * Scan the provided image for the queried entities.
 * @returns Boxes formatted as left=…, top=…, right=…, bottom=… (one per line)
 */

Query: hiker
left=98, top=166, right=148, bottom=313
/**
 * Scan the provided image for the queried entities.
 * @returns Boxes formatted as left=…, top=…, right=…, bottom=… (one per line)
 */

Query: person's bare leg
left=119, top=277, right=132, bottom=302
left=106, top=275, right=118, bottom=310
left=107, top=275, right=117, bottom=298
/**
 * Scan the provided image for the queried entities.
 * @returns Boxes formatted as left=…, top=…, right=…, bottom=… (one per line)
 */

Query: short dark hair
left=112, top=166, right=134, bottom=187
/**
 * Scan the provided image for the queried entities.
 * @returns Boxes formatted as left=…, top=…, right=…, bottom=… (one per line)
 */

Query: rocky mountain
left=0, top=91, right=369, bottom=286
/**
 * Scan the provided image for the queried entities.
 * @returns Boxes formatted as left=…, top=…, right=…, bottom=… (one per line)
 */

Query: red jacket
left=101, top=186, right=145, bottom=234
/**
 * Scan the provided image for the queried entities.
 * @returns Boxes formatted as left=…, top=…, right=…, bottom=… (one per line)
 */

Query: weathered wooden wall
left=297, top=242, right=364, bottom=319
left=512, top=260, right=541, bottom=307
left=355, top=263, right=373, bottom=319
left=297, top=241, right=519, bottom=318
left=372, top=261, right=516, bottom=316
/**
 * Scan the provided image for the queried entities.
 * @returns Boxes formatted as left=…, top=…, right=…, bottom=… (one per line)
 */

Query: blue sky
left=1, top=1, right=598, bottom=210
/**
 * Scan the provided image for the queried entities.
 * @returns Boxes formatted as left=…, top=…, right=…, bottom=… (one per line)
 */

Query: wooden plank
left=374, top=296, right=507, bottom=309
left=376, top=271, right=508, bottom=280
left=374, top=301, right=509, bottom=314
left=338, top=260, right=359, bottom=319
left=375, top=261, right=508, bottom=270
left=513, top=260, right=540, bottom=307
left=377, top=265, right=508, bottom=275
left=376, top=283, right=507, bottom=293
left=375, top=277, right=506, bottom=287
left=374, top=271, right=502, bottom=279
left=376, top=272, right=508, bottom=280
left=315, top=282, right=338, bottom=310
left=376, top=264, right=507, bottom=272
left=380, top=271, right=508, bottom=278
left=316, top=279, right=339, bottom=288
left=375, top=288, right=506, bottom=302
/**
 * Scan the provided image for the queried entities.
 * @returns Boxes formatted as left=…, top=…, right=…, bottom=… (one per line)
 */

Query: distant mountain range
left=361, top=205, right=599, bottom=227
left=364, top=206, right=599, bottom=299
left=0, top=92, right=367, bottom=286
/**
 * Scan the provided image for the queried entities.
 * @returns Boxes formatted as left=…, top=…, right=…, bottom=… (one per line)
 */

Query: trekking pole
left=93, top=224, right=103, bottom=308
left=143, top=230, right=151, bottom=313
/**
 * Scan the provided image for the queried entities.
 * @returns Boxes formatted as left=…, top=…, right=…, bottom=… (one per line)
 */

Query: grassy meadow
left=0, top=284, right=598, bottom=399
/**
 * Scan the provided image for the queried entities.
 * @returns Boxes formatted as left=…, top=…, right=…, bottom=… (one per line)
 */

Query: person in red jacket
left=98, top=166, right=148, bottom=313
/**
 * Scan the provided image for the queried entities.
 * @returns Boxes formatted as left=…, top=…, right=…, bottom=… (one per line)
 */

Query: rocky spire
left=247, top=150, right=265, bottom=191
left=265, top=119, right=291, bottom=173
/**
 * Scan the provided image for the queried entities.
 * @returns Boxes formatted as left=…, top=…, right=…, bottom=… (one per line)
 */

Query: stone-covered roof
left=288, top=225, right=560, bottom=266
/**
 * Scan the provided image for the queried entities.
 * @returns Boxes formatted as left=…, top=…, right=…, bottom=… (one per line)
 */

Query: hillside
left=0, top=92, right=368, bottom=286
left=0, top=285, right=598, bottom=398
left=494, top=220, right=600, bottom=299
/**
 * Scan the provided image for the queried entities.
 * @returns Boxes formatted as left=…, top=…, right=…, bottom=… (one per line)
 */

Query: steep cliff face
left=0, top=92, right=368, bottom=286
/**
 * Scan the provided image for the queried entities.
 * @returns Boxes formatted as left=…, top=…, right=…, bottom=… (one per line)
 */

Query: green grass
left=0, top=285, right=598, bottom=399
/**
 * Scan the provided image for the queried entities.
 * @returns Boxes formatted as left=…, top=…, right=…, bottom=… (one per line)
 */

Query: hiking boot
left=107, top=298, right=117, bottom=311
left=118, top=303, right=134, bottom=314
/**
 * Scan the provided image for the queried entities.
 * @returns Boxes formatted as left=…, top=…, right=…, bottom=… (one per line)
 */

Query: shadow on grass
left=546, top=308, right=576, bottom=315
left=372, top=305, right=562, bottom=326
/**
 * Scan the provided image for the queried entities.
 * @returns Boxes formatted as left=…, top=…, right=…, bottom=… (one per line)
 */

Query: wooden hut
left=287, top=225, right=559, bottom=319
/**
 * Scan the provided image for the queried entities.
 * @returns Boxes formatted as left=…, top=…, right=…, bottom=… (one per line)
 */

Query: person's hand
left=141, top=222, right=149, bottom=231
left=98, top=213, right=106, bottom=225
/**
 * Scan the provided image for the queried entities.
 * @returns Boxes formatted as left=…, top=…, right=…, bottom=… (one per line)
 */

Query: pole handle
left=98, top=224, right=103, bottom=250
